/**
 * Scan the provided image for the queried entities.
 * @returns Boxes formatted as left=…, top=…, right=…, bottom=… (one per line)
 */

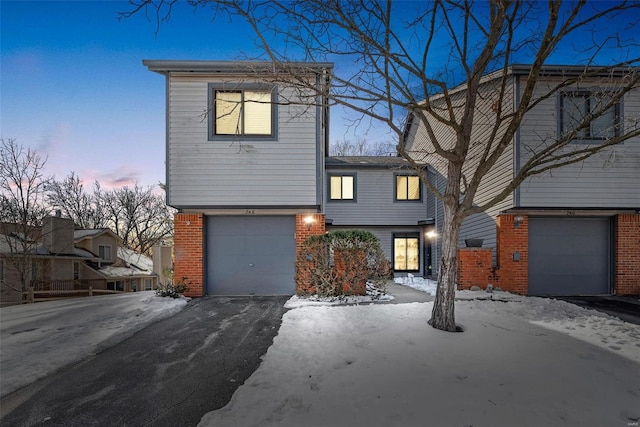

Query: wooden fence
left=23, top=279, right=120, bottom=303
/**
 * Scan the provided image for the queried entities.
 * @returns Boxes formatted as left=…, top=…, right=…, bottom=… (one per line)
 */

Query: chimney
left=42, top=215, right=75, bottom=255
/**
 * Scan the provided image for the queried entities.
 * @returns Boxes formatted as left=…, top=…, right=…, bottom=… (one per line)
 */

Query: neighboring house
left=0, top=215, right=160, bottom=305
left=143, top=60, right=333, bottom=296
left=0, top=216, right=100, bottom=305
left=324, top=156, right=435, bottom=277
left=146, top=60, right=639, bottom=298
left=404, top=64, right=640, bottom=297
left=74, top=229, right=159, bottom=292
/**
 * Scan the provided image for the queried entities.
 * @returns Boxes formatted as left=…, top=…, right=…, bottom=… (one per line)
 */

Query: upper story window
left=396, top=175, right=421, bottom=201
left=98, top=245, right=112, bottom=262
left=329, top=174, right=355, bottom=201
left=209, top=84, right=277, bottom=139
left=560, top=91, right=620, bottom=140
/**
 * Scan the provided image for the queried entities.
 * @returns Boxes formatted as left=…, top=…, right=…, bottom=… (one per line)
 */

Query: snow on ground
left=0, top=291, right=187, bottom=397
left=199, top=279, right=640, bottom=427
left=394, top=273, right=438, bottom=295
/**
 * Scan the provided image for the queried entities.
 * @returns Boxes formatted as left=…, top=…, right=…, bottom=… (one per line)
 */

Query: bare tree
left=46, top=172, right=174, bottom=255
left=330, top=137, right=395, bottom=156
left=0, top=138, right=50, bottom=295
left=123, top=0, right=640, bottom=331
left=46, top=172, right=109, bottom=229
left=101, top=184, right=174, bottom=255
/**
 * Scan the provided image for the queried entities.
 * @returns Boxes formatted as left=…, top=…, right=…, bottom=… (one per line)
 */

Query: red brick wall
left=457, top=248, right=493, bottom=290
left=615, top=214, right=640, bottom=295
left=495, top=214, right=528, bottom=294
left=294, top=214, right=326, bottom=295
left=295, top=214, right=326, bottom=254
left=173, top=213, right=204, bottom=297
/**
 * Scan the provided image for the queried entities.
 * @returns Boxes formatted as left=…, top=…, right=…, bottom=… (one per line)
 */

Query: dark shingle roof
left=325, top=156, right=424, bottom=168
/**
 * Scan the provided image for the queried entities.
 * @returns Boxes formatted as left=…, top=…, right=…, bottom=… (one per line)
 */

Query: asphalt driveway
left=0, top=295, right=290, bottom=427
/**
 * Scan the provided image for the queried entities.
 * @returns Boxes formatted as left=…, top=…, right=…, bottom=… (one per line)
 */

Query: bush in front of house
left=295, top=230, right=391, bottom=297
left=156, top=276, right=190, bottom=298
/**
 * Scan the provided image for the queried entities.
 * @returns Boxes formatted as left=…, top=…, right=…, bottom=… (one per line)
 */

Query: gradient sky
left=1, top=0, right=314, bottom=189
left=2, top=1, right=639, bottom=190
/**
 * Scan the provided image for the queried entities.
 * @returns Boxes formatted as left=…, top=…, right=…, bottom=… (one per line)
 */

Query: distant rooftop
left=325, top=156, right=424, bottom=168
left=74, top=229, right=112, bottom=240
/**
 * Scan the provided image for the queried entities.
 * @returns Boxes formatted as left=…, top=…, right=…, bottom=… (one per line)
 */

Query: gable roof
left=74, top=228, right=118, bottom=241
left=0, top=233, right=100, bottom=260
left=92, top=247, right=156, bottom=280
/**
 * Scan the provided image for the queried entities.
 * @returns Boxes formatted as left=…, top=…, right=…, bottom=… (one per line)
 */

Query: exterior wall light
left=513, top=215, right=524, bottom=228
left=304, top=215, right=316, bottom=230
left=425, top=230, right=438, bottom=240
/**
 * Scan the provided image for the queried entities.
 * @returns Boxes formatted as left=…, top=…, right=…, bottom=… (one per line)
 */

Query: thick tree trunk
left=429, top=202, right=462, bottom=332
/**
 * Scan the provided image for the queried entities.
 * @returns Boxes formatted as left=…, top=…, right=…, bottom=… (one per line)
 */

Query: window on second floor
left=98, top=245, right=112, bottom=262
left=210, top=84, right=276, bottom=139
left=560, top=91, right=620, bottom=140
left=329, top=174, right=355, bottom=201
left=396, top=175, right=421, bottom=201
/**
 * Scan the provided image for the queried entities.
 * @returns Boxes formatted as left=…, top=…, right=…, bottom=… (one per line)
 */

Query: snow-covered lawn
left=0, top=291, right=187, bottom=397
left=199, top=278, right=640, bottom=427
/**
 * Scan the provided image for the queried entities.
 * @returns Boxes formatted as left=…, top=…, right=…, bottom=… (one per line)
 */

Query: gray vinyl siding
left=409, top=77, right=516, bottom=254
left=327, top=225, right=425, bottom=276
left=324, top=168, right=428, bottom=226
left=166, top=75, right=319, bottom=208
left=517, top=76, right=640, bottom=208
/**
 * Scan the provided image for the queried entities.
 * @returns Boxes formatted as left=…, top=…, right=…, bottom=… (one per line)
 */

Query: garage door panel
left=528, top=217, right=611, bottom=296
left=206, top=216, right=296, bottom=295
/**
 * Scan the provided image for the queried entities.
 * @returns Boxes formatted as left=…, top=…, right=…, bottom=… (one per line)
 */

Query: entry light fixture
left=304, top=215, right=316, bottom=230
left=513, top=215, right=524, bottom=228
left=425, top=230, right=438, bottom=240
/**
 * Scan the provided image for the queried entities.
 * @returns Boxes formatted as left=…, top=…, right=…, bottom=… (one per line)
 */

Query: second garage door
left=206, top=216, right=296, bottom=295
left=528, top=217, right=611, bottom=296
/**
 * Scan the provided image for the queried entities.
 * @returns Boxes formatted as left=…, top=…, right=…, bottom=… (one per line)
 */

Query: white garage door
left=206, top=216, right=296, bottom=295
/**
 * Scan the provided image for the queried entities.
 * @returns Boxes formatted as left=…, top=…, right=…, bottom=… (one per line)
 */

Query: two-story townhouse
left=405, top=64, right=640, bottom=297
left=144, top=60, right=332, bottom=296
left=1, top=216, right=100, bottom=305
left=324, top=156, right=436, bottom=277
left=74, top=229, right=159, bottom=292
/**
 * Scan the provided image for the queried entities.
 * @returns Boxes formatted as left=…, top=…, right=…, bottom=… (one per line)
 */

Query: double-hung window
left=329, top=174, right=355, bottom=201
left=98, top=245, right=112, bottom=262
left=393, top=233, right=420, bottom=272
left=210, top=84, right=276, bottom=139
left=396, top=175, right=421, bottom=201
left=560, top=91, right=620, bottom=140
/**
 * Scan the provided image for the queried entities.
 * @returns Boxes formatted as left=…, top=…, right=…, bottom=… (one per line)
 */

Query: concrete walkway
left=382, top=281, right=433, bottom=304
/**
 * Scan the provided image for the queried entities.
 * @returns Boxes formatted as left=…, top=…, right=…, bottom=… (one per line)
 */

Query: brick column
left=495, top=214, right=528, bottom=295
left=173, top=213, right=204, bottom=297
left=295, top=213, right=326, bottom=254
left=457, top=248, right=493, bottom=290
left=615, top=214, right=640, bottom=295
left=295, top=213, right=326, bottom=295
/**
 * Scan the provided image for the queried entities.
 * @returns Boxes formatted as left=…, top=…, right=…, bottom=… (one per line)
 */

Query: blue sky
left=2, top=1, right=639, bottom=189
left=1, top=0, right=294, bottom=188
